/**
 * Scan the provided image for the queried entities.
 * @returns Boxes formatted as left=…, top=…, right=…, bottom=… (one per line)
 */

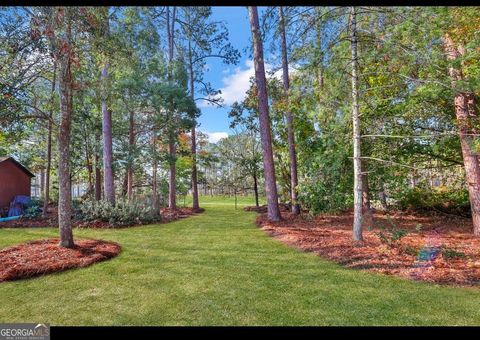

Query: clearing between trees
left=1, top=197, right=480, bottom=326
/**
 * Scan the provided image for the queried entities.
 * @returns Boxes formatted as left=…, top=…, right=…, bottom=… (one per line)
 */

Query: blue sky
left=194, top=7, right=265, bottom=143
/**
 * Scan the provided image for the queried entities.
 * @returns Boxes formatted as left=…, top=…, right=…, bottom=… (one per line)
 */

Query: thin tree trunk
left=121, top=171, right=128, bottom=197
left=101, top=8, right=115, bottom=204
left=204, top=166, right=208, bottom=196
left=350, top=6, right=363, bottom=242
left=362, top=161, right=373, bottom=227
left=253, top=170, right=259, bottom=207
left=151, top=131, right=160, bottom=213
left=234, top=189, right=237, bottom=210
left=43, top=60, right=56, bottom=217
left=86, top=149, right=93, bottom=197
left=362, top=171, right=371, bottom=213
left=379, top=181, right=388, bottom=211
left=248, top=6, right=281, bottom=221
left=94, top=147, right=102, bottom=201
left=279, top=6, right=300, bottom=215
left=127, top=109, right=135, bottom=200
left=188, top=34, right=200, bottom=211
left=152, top=158, right=158, bottom=211
left=38, top=170, right=43, bottom=199
left=55, top=8, right=74, bottom=248
left=315, top=7, right=324, bottom=100
left=444, top=33, right=480, bottom=236
left=167, top=6, right=177, bottom=211
left=168, top=136, right=177, bottom=210
left=84, top=126, right=94, bottom=198
left=102, top=106, right=114, bottom=203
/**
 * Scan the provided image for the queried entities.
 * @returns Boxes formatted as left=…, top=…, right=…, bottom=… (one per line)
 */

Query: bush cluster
left=76, top=199, right=160, bottom=227
left=23, top=199, right=42, bottom=219
left=397, top=185, right=470, bottom=216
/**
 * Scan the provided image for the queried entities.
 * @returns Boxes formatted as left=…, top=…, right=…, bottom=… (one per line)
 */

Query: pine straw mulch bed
left=0, top=238, right=121, bottom=282
left=0, top=206, right=204, bottom=229
left=255, top=208, right=480, bottom=287
left=244, top=203, right=292, bottom=213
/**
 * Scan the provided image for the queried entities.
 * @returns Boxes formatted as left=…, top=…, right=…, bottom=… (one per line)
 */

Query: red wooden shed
left=0, top=157, right=35, bottom=210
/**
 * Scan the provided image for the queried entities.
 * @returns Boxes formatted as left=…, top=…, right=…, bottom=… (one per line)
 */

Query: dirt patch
left=0, top=238, right=121, bottom=282
left=0, top=206, right=204, bottom=229
left=256, top=209, right=480, bottom=287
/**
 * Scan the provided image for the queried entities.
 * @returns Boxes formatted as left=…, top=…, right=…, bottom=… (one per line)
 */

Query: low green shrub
left=77, top=199, right=160, bottom=227
left=403, top=245, right=419, bottom=256
left=23, top=199, right=42, bottom=219
left=397, top=185, right=470, bottom=216
left=374, top=217, right=408, bottom=247
left=441, top=246, right=467, bottom=260
left=376, top=228, right=408, bottom=247
left=297, top=179, right=353, bottom=214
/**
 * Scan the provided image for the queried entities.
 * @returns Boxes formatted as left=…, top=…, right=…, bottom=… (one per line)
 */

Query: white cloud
left=201, top=60, right=255, bottom=107
left=207, top=59, right=296, bottom=107
left=206, top=131, right=228, bottom=143
left=186, top=130, right=229, bottom=143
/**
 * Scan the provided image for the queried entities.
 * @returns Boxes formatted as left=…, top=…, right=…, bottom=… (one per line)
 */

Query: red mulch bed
left=0, top=206, right=203, bottom=229
left=0, top=238, right=121, bottom=282
left=160, top=207, right=204, bottom=223
left=256, top=208, right=480, bottom=287
left=244, top=204, right=291, bottom=213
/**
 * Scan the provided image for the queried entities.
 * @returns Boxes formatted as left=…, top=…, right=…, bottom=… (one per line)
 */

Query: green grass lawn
left=1, top=195, right=480, bottom=326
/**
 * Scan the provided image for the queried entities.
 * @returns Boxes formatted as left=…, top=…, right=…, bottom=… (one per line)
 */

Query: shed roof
left=0, top=157, right=35, bottom=178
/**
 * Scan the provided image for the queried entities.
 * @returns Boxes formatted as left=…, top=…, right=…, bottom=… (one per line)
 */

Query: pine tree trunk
left=127, top=166, right=133, bottom=200
left=43, top=122, right=52, bottom=216
left=121, top=172, right=128, bottom=197
left=43, top=61, right=56, bottom=217
left=315, top=7, right=324, bottom=101
left=39, top=170, right=44, bottom=199
left=127, top=109, right=134, bottom=200
left=94, top=149, right=102, bottom=201
left=350, top=6, right=363, bottom=242
left=168, top=136, right=177, bottom=210
left=102, top=105, right=115, bottom=203
left=444, top=33, right=480, bottom=236
left=152, top=158, right=158, bottom=211
left=362, top=169, right=372, bottom=212
left=151, top=132, right=160, bottom=213
left=84, top=126, right=93, bottom=198
left=167, top=6, right=177, bottom=211
left=101, top=10, right=115, bottom=204
left=379, top=182, right=388, bottom=211
left=55, top=8, right=74, bottom=248
left=188, top=35, right=200, bottom=211
left=191, top=125, right=199, bottom=209
left=86, top=150, right=93, bottom=197
left=248, top=6, right=281, bottom=221
left=362, top=161, right=373, bottom=227
left=253, top=170, right=259, bottom=207
left=279, top=6, right=300, bottom=215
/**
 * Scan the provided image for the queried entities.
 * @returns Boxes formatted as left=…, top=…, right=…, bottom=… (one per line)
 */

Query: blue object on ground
left=7, top=195, right=31, bottom=217
left=417, top=247, right=441, bottom=262
left=8, top=206, right=22, bottom=217
left=0, top=215, right=21, bottom=222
